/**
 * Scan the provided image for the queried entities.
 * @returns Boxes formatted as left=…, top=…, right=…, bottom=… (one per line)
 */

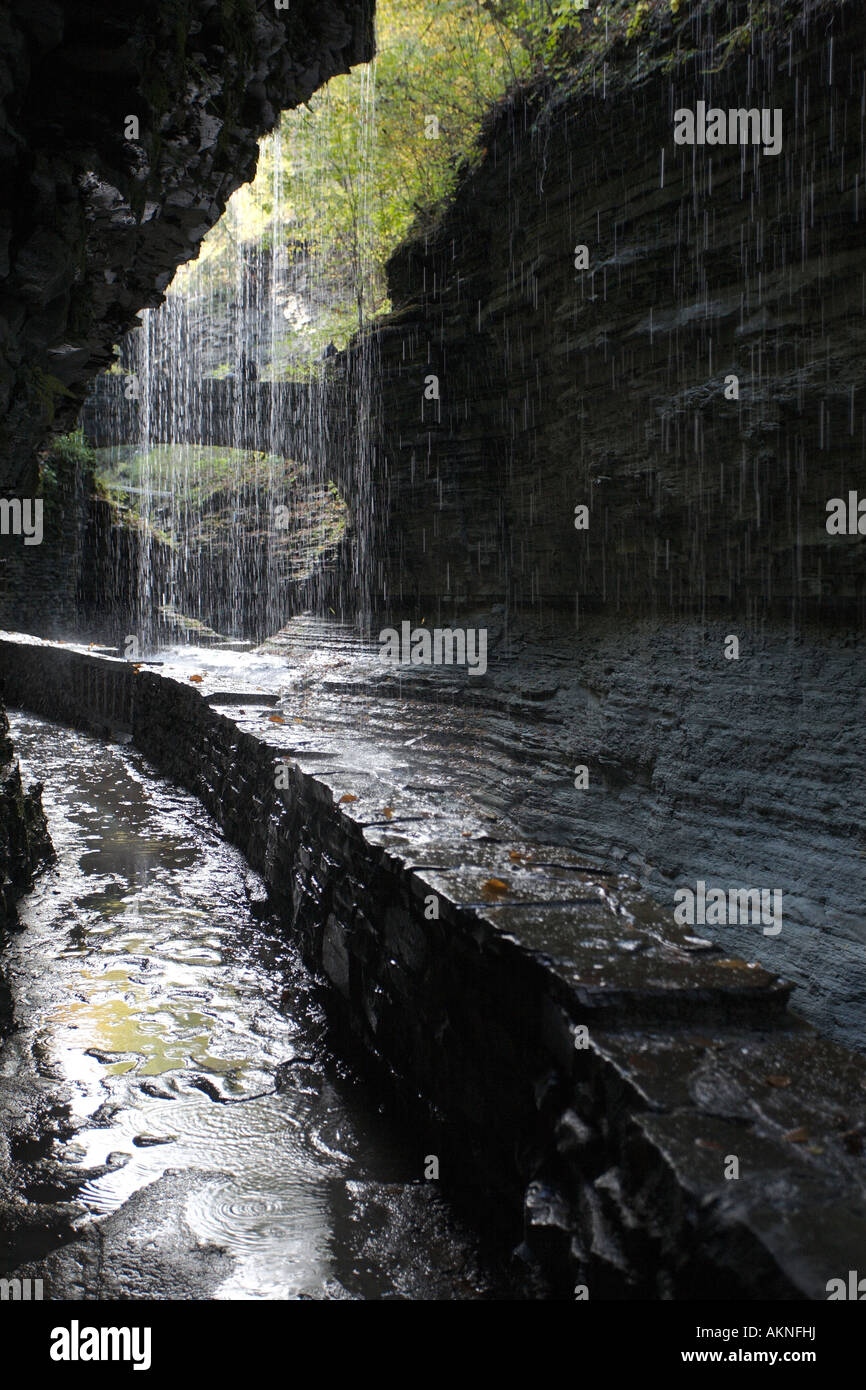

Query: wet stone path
left=0, top=713, right=510, bottom=1300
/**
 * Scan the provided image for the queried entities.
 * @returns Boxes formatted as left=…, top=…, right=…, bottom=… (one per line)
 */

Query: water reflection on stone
left=0, top=713, right=508, bottom=1300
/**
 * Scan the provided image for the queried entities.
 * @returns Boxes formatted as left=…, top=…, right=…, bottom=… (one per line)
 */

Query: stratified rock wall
left=366, top=0, right=866, bottom=614
left=324, top=0, right=866, bottom=1056
left=0, top=0, right=374, bottom=492
left=0, top=699, right=51, bottom=950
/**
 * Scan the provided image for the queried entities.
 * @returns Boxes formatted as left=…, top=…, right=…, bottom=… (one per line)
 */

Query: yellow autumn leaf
left=481, top=877, right=509, bottom=898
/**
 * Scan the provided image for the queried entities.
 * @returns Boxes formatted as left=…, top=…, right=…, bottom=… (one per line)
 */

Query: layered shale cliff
left=364, top=0, right=866, bottom=614
left=0, top=0, right=373, bottom=494
left=325, top=0, right=866, bottom=1051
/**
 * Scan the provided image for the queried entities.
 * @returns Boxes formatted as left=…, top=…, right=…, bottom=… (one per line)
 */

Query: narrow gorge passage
left=0, top=712, right=508, bottom=1300
left=2, top=0, right=866, bottom=1334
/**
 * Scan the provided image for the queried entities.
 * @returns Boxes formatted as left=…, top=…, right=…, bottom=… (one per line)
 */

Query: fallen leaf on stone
left=764, top=1075, right=792, bottom=1088
left=695, top=1138, right=723, bottom=1151
left=783, top=1127, right=809, bottom=1143
left=382, top=807, right=394, bottom=819
left=132, top=663, right=142, bottom=673
left=338, top=793, right=358, bottom=804
left=481, top=877, right=509, bottom=898
left=509, top=850, right=530, bottom=864
left=189, top=673, right=203, bottom=683
left=268, top=714, right=285, bottom=724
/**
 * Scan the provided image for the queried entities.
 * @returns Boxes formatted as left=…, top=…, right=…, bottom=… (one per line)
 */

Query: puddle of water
left=1, top=713, right=507, bottom=1300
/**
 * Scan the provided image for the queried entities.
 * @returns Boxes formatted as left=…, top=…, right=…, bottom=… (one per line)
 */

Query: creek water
left=0, top=712, right=508, bottom=1300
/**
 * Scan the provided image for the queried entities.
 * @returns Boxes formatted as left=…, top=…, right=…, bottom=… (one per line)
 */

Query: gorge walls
left=0, top=0, right=374, bottom=944
left=0, top=0, right=374, bottom=494
left=321, top=0, right=866, bottom=1052
left=363, top=0, right=866, bottom=615
left=1, top=0, right=863, bottom=1146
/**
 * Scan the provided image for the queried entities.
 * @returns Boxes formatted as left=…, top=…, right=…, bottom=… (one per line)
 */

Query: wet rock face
left=365, top=0, right=866, bottom=613
left=3, top=633, right=866, bottom=1299
left=0, top=701, right=52, bottom=932
left=0, top=0, right=374, bottom=492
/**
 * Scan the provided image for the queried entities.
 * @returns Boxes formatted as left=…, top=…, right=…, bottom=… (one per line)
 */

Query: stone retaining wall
left=2, top=631, right=865, bottom=1299
left=0, top=694, right=52, bottom=1036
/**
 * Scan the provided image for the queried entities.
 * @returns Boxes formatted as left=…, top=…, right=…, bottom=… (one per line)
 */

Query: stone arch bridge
left=79, top=373, right=350, bottom=479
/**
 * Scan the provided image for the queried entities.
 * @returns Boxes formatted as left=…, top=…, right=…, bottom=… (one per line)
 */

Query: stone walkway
left=1, top=627, right=865, bottom=1298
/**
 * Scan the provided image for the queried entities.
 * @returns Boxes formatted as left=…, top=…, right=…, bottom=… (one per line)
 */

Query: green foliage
left=626, top=2, right=651, bottom=39
left=42, top=428, right=95, bottom=473
left=167, top=0, right=692, bottom=372
left=37, top=430, right=95, bottom=534
left=38, top=459, right=59, bottom=495
left=174, top=0, right=529, bottom=367
left=480, top=2, right=688, bottom=72
left=482, top=0, right=591, bottom=73
left=30, top=369, right=75, bottom=424
left=94, top=444, right=301, bottom=512
left=93, top=444, right=348, bottom=566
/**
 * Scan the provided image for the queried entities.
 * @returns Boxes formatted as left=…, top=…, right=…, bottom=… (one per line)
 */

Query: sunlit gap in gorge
left=82, top=0, right=524, bottom=657
left=91, top=72, right=379, bottom=651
